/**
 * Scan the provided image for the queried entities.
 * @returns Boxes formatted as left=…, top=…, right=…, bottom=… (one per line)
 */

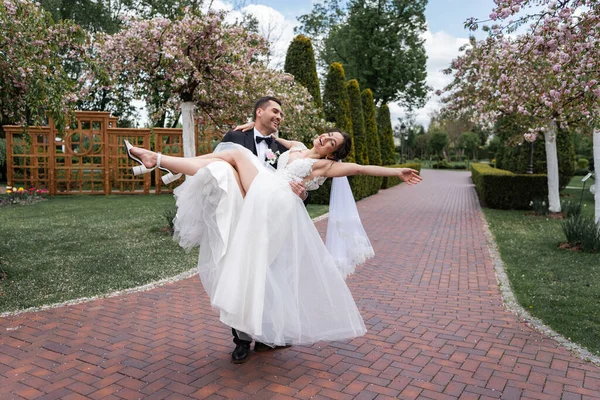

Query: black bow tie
left=256, top=136, right=273, bottom=146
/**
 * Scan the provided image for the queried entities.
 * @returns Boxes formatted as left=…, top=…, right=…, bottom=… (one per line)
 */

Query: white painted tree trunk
left=181, top=102, right=196, bottom=158
left=594, top=128, right=600, bottom=223
left=545, top=120, right=561, bottom=213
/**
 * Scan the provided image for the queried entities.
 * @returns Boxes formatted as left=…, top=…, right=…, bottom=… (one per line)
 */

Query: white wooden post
left=545, top=120, right=561, bottom=213
left=181, top=102, right=196, bottom=158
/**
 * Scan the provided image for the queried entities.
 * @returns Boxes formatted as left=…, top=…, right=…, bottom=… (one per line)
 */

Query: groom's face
left=255, top=101, right=283, bottom=135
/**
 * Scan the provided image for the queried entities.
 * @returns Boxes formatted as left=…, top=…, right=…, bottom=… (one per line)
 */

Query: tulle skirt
left=173, top=143, right=366, bottom=345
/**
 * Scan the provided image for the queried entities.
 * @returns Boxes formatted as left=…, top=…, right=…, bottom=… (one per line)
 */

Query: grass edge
left=478, top=209, right=600, bottom=367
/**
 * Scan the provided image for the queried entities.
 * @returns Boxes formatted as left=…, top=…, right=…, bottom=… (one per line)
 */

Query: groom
left=220, top=96, right=307, bottom=364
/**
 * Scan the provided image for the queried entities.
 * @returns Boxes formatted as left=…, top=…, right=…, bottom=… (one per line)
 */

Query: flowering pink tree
left=443, top=1, right=600, bottom=218
left=0, top=0, right=90, bottom=131
left=94, top=11, right=325, bottom=155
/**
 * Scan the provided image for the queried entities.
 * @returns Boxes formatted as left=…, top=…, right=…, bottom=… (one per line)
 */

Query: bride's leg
left=129, top=146, right=256, bottom=193
left=204, top=150, right=259, bottom=193
left=129, top=146, right=232, bottom=175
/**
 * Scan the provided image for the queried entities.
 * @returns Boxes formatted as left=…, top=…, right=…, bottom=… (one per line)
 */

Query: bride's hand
left=234, top=121, right=255, bottom=132
left=397, top=168, right=422, bottom=186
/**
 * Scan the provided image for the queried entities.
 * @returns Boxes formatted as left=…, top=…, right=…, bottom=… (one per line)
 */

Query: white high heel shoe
left=124, top=139, right=155, bottom=176
left=156, top=152, right=182, bottom=185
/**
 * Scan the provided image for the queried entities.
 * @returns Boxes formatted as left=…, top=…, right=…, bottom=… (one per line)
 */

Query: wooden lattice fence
left=3, top=111, right=225, bottom=195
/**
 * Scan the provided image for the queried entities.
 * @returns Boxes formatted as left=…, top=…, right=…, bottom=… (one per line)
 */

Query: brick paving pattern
left=1, top=170, right=599, bottom=399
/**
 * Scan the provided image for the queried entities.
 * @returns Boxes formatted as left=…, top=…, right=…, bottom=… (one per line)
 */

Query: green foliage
left=163, top=207, right=177, bottom=233
left=284, top=35, right=322, bottom=110
left=0, top=138, right=6, bottom=167
left=530, top=198, right=549, bottom=216
left=39, top=0, right=122, bottom=34
left=457, top=131, right=480, bottom=160
left=428, top=131, right=449, bottom=156
left=323, top=62, right=354, bottom=161
left=561, top=200, right=581, bottom=218
left=557, top=129, right=576, bottom=189
left=296, top=0, right=428, bottom=107
left=577, top=157, right=589, bottom=169
left=573, top=130, right=593, bottom=158
left=471, top=163, right=548, bottom=209
left=494, top=114, right=575, bottom=189
left=414, top=133, right=430, bottom=159
left=377, top=104, right=395, bottom=165
left=561, top=215, right=600, bottom=252
left=361, top=89, right=382, bottom=166
left=487, top=135, right=502, bottom=159
left=0, top=1, right=90, bottom=130
left=347, top=80, right=367, bottom=164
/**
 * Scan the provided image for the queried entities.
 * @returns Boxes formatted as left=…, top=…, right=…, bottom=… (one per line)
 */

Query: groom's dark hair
left=253, top=96, right=282, bottom=120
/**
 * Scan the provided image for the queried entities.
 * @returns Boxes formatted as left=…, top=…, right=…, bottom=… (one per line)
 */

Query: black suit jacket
left=221, top=130, right=287, bottom=168
left=220, top=130, right=308, bottom=204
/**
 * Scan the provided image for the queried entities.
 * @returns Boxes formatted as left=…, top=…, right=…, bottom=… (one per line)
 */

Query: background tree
left=0, top=0, right=91, bottom=133
left=429, top=131, right=449, bottom=160
left=95, top=11, right=325, bottom=156
left=284, top=35, right=322, bottom=110
left=362, top=89, right=382, bottom=166
left=322, top=62, right=354, bottom=161
left=444, top=1, right=600, bottom=216
left=414, top=133, right=430, bottom=159
left=377, top=104, right=395, bottom=165
left=39, top=0, right=124, bottom=34
left=347, top=80, right=367, bottom=164
left=296, top=0, right=428, bottom=108
left=457, top=131, right=480, bottom=160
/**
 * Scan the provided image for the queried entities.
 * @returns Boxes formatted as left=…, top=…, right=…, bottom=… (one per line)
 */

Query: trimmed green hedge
left=310, top=162, right=422, bottom=204
left=471, top=163, right=548, bottom=209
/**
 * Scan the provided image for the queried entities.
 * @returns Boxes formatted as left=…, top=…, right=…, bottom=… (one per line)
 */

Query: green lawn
left=0, top=194, right=329, bottom=313
left=483, top=175, right=600, bottom=355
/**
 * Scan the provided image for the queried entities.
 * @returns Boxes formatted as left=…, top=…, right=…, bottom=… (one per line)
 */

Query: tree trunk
left=181, top=102, right=196, bottom=158
left=594, top=128, right=600, bottom=223
left=545, top=120, right=561, bottom=213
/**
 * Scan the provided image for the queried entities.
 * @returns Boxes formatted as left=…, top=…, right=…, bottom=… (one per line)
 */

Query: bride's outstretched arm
left=313, top=160, right=423, bottom=185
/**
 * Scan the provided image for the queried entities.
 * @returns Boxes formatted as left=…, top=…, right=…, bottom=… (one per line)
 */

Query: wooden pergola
left=3, top=111, right=224, bottom=195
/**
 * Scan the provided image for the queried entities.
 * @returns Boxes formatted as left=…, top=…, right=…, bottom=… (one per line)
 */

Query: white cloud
left=241, top=4, right=298, bottom=70
left=389, top=29, right=469, bottom=129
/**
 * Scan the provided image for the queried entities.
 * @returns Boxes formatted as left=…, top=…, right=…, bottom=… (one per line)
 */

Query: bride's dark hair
left=327, top=129, right=352, bottom=161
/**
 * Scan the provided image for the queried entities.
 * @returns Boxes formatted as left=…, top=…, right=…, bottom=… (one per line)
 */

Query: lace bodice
left=276, top=144, right=327, bottom=191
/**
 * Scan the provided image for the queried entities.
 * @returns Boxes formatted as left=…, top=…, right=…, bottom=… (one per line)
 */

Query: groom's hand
left=289, top=181, right=308, bottom=201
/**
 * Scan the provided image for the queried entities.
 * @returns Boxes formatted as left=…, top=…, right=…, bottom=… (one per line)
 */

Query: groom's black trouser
left=232, top=328, right=252, bottom=345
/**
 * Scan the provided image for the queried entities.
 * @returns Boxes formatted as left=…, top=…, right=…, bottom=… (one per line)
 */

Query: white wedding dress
left=173, top=142, right=367, bottom=345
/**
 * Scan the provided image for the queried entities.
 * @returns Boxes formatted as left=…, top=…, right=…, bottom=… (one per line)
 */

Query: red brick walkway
left=1, top=170, right=599, bottom=399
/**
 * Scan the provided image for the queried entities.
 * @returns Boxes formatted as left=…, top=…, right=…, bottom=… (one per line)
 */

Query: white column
left=545, top=120, right=561, bottom=213
left=181, top=102, right=196, bottom=158
left=594, top=128, right=600, bottom=223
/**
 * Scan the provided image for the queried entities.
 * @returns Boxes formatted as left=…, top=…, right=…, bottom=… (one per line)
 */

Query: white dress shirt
left=253, top=128, right=272, bottom=162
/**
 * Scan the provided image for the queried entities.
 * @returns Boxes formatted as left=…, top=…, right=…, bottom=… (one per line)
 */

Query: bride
left=125, top=130, right=421, bottom=346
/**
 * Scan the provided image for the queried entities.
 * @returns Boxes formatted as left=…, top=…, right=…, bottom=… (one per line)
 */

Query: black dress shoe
left=231, top=343, right=251, bottom=364
left=254, top=342, right=291, bottom=352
